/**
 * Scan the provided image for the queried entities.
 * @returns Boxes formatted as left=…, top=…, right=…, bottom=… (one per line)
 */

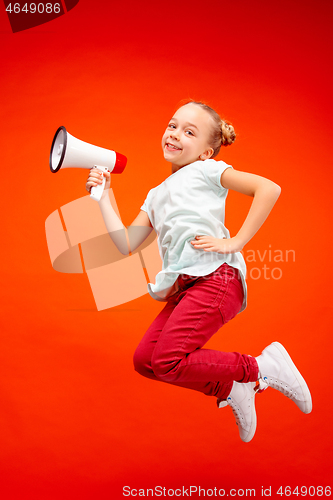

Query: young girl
left=86, top=101, right=312, bottom=443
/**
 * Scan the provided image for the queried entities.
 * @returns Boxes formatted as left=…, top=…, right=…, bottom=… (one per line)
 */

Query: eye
left=168, top=123, right=176, bottom=129
left=185, top=129, right=194, bottom=136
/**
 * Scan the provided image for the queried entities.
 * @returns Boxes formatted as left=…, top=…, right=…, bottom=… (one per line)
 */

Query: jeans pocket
left=218, top=278, right=244, bottom=325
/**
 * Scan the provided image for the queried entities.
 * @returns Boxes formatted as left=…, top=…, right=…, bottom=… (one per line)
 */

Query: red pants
left=133, top=263, right=259, bottom=400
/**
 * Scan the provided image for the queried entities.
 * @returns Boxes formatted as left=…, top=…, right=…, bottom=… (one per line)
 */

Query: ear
left=199, top=147, right=214, bottom=160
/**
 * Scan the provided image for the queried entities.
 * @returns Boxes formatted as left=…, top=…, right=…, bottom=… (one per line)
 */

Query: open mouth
left=166, top=142, right=182, bottom=151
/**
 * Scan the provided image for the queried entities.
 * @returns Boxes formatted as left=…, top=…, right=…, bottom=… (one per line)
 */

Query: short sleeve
left=140, top=190, right=151, bottom=213
left=140, top=198, right=148, bottom=213
left=202, top=159, right=233, bottom=194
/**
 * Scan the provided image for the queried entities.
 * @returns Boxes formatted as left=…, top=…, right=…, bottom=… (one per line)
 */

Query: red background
left=0, top=1, right=332, bottom=498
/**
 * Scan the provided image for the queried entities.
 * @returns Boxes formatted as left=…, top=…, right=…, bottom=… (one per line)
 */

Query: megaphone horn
left=49, top=126, right=127, bottom=201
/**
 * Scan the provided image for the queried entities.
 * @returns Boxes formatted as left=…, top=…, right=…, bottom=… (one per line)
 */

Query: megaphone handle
left=90, top=166, right=108, bottom=202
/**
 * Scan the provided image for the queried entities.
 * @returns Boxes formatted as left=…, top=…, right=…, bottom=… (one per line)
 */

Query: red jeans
left=133, top=263, right=259, bottom=400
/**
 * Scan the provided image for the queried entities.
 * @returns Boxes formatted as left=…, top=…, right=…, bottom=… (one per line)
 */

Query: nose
left=170, top=130, right=180, bottom=141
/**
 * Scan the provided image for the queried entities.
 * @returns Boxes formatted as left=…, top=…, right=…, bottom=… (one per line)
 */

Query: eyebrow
left=170, top=119, right=199, bottom=130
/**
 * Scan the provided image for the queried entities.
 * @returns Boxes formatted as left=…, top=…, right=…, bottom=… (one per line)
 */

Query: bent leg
left=133, top=292, right=233, bottom=398
left=150, top=266, right=258, bottom=399
left=133, top=296, right=177, bottom=380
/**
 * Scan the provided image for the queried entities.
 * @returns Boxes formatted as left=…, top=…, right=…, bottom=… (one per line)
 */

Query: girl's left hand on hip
left=190, top=235, right=243, bottom=254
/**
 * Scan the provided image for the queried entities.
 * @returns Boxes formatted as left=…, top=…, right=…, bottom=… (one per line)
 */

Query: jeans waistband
left=178, top=263, right=242, bottom=288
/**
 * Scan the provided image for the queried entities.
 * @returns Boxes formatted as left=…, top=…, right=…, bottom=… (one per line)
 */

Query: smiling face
left=161, top=103, right=215, bottom=171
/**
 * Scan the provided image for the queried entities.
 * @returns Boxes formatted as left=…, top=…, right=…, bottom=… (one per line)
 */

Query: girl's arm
left=191, top=168, right=281, bottom=253
left=86, top=169, right=153, bottom=255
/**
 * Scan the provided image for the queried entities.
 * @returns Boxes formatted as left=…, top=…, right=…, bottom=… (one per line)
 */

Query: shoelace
left=260, top=376, right=299, bottom=400
left=226, top=385, right=258, bottom=429
left=217, top=379, right=268, bottom=409
left=227, top=400, right=244, bottom=427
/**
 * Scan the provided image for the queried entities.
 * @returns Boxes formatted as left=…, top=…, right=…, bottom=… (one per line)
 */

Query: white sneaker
left=218, top=381, right=257, bottom=443
left=256, top=341, right=312, bottom=414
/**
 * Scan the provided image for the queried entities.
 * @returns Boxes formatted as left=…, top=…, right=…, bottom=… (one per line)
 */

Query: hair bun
left=221, top=120, right=236, bottom=146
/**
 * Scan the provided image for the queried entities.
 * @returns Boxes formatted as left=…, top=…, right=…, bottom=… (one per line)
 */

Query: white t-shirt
left=140, top=159, right=247, bottom=313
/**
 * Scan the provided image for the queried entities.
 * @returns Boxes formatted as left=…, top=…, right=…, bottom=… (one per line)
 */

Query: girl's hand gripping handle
left=86, top=167, right=110, bottom=201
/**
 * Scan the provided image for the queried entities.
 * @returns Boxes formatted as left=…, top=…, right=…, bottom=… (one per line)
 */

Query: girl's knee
left=133, top=346, right=152, bottom=378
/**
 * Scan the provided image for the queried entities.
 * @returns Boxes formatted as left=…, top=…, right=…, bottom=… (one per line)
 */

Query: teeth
left=167, top=143, right=179, bottom=150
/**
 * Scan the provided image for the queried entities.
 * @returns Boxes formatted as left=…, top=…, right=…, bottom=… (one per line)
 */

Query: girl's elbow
left=266, top=181, right=281, bottom=200
left=272, top=182, right=281, bottom=199
left=119, top=247, right=131, bottom=256
left=273, top=183, right=282, bottom=199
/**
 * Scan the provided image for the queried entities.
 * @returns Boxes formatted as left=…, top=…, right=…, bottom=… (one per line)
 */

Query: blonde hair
left=180, top=100, right=236, bottom=158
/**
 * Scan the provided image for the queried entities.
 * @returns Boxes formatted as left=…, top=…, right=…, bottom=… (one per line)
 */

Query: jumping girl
left=86, top=100, right=312, bottom=442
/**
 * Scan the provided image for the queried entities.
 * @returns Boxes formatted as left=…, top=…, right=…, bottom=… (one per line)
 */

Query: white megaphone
left=49, top=126, right=127, bottom=201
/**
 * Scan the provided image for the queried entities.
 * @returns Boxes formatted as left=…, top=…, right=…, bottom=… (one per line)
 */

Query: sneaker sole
left=227, top=382, right=257, bottom=443
left=243, top=382, right=257, bottom=443
left=270, top=341, right=312, bottom=414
